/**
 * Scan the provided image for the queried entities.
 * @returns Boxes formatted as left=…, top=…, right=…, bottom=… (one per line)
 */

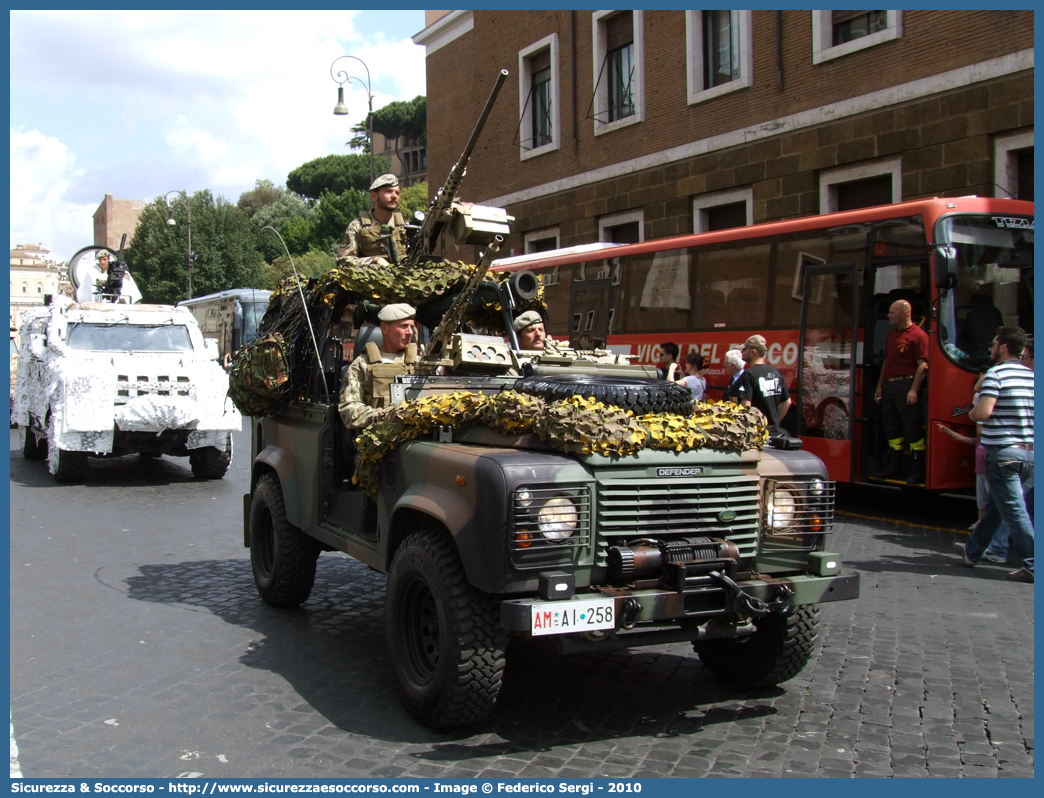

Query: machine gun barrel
left=103, top=233, right=129, bottom=301
left=416, top=236, right=503, bottom=375
left=406, top=69, right=508, bottom=266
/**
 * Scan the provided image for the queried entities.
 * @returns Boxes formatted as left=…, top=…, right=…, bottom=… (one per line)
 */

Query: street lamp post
left=330, top=55, right=375, bottom=187
left=164, top=190, right=193, bottom=300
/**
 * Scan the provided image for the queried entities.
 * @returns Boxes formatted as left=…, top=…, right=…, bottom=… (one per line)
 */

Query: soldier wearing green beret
left=337, top=173, right=409, bottom=266
left=339, top=303, right=417, bottom=428
left=513, top=310, right=547, bottom=351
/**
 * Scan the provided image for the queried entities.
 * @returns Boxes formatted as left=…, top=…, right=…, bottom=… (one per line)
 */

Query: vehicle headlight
left=809, top=478, right=826, bottom=496
left=767, top=487, right=797, bottom=530
left=537, top=496, right=578, bottom=540
left=516, top=490, right=534, bottom=508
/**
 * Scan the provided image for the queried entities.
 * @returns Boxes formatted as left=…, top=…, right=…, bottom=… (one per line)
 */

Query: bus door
left=796, top=262, right=860, bottom=482
left=568, top=276, right=612, bottom=350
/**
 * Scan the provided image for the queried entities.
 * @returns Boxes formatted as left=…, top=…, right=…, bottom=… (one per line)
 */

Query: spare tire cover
left=514, top=374, right=694, bottom=416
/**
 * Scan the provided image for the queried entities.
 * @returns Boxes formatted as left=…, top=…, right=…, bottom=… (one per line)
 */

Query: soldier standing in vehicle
left=337, top=174, right=408, bottom=265
left=873, top=299, right=929, bottom=483
left=338, top=303, right=416, bottom=428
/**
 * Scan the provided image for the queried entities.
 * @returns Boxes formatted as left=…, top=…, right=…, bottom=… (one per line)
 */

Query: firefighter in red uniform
left=874, top=300, right=929, bottom=483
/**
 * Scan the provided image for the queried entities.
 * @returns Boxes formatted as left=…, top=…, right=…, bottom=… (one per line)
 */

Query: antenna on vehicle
left=258, top=226, right=329, bottom=399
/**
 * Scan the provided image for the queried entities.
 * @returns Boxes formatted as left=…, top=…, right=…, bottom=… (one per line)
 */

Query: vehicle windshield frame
left=934, top=212, right=1034, bottom=373
left=66, top=321, right=195, bottom=353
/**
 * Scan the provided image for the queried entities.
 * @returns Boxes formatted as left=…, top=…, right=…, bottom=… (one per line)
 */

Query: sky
left=9, top=9, right=429, bottom=263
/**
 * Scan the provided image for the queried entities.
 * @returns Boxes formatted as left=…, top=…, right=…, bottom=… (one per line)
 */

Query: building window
left=518, top=34, right=560, bottom=159
left=693, top=187, right=754, bottom=233
left=812, top=11, right=902, bottom=65
left=995, top=131, right=1034, bottom=202
left=36, top=283, right=43, bottom=294
left=525, top=228, right=560, bottom=254
left=599, top=210, right=644, bottom=244
left=819, top=158, right=902, bottom=213
left=686, top=11, right=752, bottom=104
left=591, top=10, right=644, bottom=135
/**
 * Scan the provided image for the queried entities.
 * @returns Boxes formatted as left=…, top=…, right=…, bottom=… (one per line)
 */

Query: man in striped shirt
left=955, top=326, right=1034, bottom=582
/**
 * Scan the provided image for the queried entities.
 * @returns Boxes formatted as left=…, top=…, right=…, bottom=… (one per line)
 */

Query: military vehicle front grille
left=115, top=374, right=192, bottom=404
left=509, top=486, right=592, bottom=569
left=595, top=475, right=760, bottom=563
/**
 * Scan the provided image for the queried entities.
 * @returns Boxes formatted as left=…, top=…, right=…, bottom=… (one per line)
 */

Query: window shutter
left=606, top=13, right=633, bottom=51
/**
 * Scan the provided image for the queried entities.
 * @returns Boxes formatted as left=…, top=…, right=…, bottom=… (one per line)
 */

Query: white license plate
left=530, top=597, right=615, bottom=636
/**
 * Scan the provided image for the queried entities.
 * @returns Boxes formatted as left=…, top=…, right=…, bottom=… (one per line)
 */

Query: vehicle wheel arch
left=389, top=489, right=490, bottom=589
left=252, top=445, right=300, bottom=527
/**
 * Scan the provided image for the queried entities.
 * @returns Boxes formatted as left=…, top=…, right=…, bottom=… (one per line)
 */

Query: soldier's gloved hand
left=368, top=257, right=390, bottom=267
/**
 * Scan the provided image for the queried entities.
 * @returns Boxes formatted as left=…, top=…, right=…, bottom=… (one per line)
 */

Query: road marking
left=11, top=714, right=22, bottom=778
left=836, top=511, right=968, bottom=534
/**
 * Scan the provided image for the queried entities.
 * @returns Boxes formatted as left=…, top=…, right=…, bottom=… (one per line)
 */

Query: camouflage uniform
left=339, top=210, right=409, bottom=262
left=338, top=349, right=408, bottom=428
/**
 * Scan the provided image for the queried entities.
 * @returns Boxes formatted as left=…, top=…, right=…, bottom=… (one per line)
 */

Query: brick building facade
left=414, top=10, right=1033, bottom=256
left=93, top=193, right=146, bottom=251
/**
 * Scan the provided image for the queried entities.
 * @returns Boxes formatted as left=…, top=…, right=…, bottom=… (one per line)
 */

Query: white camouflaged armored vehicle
left=13, top=297, right=241, bottom=482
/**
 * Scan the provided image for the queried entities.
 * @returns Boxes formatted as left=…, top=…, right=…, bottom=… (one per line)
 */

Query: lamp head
left=333, top=86, right=350, bottom=116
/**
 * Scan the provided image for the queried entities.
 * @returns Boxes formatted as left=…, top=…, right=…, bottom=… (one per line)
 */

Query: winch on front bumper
left=500, top=540, right=859, bottom=651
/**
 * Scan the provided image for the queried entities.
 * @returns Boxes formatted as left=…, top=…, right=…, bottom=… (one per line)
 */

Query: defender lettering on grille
left=657, top=467, right=703, bottom=477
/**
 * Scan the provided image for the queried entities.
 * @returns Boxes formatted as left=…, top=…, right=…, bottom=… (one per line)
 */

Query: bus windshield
left=936, top=214, right=1034, bottom=371
left=241, top=300, right=267, bottom=346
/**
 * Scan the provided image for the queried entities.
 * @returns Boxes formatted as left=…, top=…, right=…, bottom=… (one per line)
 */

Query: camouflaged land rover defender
left=237, top=69, right=857, bottom=729
left=238, top=267, right=859, bottom=730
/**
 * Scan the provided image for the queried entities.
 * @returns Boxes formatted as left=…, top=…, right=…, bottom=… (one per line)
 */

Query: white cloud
left=10, top=128, right=95, bottom=262
left=9, top=10, right=428, bottom=261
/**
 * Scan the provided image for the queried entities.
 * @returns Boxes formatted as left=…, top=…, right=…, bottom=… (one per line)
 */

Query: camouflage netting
left=230, top=260, right=546, bottom=415
left=353, top=391, right=769, bottom=497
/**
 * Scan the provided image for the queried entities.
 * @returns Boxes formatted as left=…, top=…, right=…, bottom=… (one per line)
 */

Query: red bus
left=492, top=197, right=1034, bottom=491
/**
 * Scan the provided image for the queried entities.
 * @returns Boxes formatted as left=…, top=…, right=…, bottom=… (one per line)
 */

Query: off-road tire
left=190, top=435, right=232, bottom=479
left=249, top=473, right=321, bottom=607
left=386, top=529, right=505, bottom=729
left=694, top=605, right=819, bottom=687
left=20, top=425, right=47, bottom=460
left=53, top=448, right=89, bottom=483
left=514, top=374, right=694, bottom=416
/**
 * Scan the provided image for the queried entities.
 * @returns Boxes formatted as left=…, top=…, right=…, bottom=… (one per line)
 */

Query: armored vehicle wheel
left=514, top=374, right=694, bottom=416
left=694, top=605, right=819, bottom=687
left=190, top=435, right=232, bottom=479
left=386, top=529, right=505, bottom=729
left=53, top=448, right=88, bottom=483
left=249, top=473, right=321, bottom=607
left=20, top=425, right=47, bottom=460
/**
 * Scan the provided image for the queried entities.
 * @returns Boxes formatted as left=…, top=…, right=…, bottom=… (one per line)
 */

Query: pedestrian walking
left=954, top=326, right=1034, bottom=583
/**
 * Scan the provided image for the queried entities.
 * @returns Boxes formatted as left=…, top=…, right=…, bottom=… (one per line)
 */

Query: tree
left=370, top=96, right=426, bottom=185
left=251, top=192, right=316, bottom=262
left=311, top=188, right=370, bottom=252
left=287, top=153, right=391, bottom=200
left=259, top=249, right=335, bottom=290
left=238, top=179, right=285, bottom=220
left=126, top=191, right=264, bottom=304
left=399, top=181, right=429, bottom=219
left=348, top=120, right=369, bottom=154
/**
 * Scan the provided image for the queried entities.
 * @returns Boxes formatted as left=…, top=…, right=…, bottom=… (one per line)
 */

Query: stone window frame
left=811, top=11, right=903, bottom=66
left=592, top=10, right=645, bottom=137
left=598, top=209, right=645, bottom=243
left=685, top=10, right=754, bottom=106
left=692, top=187, right=754, bottom=234
left=524, top=227, right=561, bottom=254
left=519, top=34, right=561, bottom=161
left=994, top=130, right=1033, bottom=200
left=819, top=158, right=902, bottom=214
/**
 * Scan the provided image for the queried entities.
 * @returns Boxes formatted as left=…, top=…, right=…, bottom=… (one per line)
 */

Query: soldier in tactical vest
left=339, top=303, right=417, bottom=428
left=337, top=173, right=409, bottom=266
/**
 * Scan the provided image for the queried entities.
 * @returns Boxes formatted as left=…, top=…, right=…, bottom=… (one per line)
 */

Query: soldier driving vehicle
left=231, top=69, right=858, bottom=730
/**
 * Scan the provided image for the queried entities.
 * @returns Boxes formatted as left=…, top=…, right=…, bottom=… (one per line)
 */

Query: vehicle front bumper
left=501, top=570, right=860, bottom=633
